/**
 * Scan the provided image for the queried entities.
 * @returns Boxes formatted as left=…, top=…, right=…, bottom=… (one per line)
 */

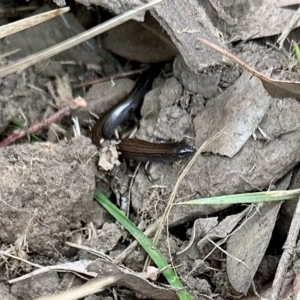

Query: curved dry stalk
left=143, top=128, right=226, bottom=270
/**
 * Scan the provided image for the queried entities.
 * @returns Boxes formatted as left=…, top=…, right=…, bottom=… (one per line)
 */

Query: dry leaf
left=194, top=71, right=271, bottom=157
left=227, top=202, right=282, bottom=294
left=208, top=0, right=300, bottom=42
left=87, top=259, right=178, bottom=300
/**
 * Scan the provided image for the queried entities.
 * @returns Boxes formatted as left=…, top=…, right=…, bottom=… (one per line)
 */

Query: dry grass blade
left=34, top=276, right=117, bottom=300
left=0, top=7, right=70, bottom=39
left=0, top=0, right=163, bottom=78
left=0, top=49, right=20, bottom=60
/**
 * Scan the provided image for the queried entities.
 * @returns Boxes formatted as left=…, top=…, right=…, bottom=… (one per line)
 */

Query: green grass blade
left=11, top=118, right=42, bottom=142
left=292, top=40, right=300, bottom=64
left=178, top=189, right=300, bottom=205
left=94, top=190, right=192, bottom=300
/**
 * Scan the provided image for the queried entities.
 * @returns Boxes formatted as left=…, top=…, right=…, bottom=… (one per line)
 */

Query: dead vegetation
left=1, top=1, right=300, bottom=300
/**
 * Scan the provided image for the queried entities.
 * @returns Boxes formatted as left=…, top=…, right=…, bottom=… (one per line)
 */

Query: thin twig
left=0, top=251, right=42, bottom=269
left=65, top=241, right=113, bottom=262
left=270, top=196, right=300, bottom=300
left=75, top=68, right=147, bottom=88
left=0, top=5, right=37, bottom=14
left=0, top=49, right=20, bottom=60
left=0, top=97, right=86, bottom=147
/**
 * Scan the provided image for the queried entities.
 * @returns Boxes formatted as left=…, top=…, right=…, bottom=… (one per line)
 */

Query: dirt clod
left=0, top=137, right=102, bottom=257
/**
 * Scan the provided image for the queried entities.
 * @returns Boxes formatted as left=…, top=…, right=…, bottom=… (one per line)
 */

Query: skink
left=91, top=67, right=161, bottom=146
left=117, top=138, right=195, bottom=163
left=91, top=67, right=195, bottom=163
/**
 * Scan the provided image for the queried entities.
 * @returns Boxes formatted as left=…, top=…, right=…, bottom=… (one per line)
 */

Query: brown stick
left=0, top=97, right=86, bottom=148
left=75, top=68, right=147, bottom=88
left=270, top=197, right=300, bottom=300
